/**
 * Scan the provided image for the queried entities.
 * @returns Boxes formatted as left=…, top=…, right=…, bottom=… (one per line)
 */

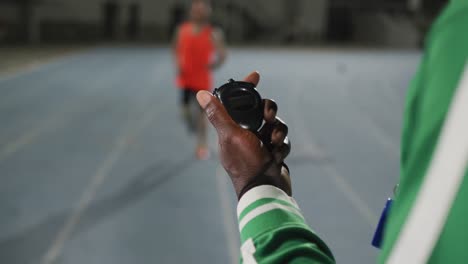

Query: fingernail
left=196, top=91, right=211, bottom=109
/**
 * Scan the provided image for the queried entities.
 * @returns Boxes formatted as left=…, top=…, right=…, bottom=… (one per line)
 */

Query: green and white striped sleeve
left=237, top=185, right=335, bottom=264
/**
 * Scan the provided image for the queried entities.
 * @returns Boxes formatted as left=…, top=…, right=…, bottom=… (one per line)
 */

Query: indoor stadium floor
left=0, top=46, right=420, bottom=264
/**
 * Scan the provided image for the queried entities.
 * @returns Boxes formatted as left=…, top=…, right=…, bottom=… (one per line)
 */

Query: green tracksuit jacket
left=237, top=1, right=468, bottom=263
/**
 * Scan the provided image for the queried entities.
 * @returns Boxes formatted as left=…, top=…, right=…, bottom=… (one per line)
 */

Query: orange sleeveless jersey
left=176, top=22, right=214, bottom=91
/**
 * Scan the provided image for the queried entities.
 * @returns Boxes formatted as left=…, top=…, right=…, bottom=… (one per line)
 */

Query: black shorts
left=180, top=88, right=198, bottom=105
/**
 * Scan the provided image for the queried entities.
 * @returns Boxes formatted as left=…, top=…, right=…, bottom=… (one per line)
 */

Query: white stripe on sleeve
left=237, top=185, right=299, bottom=218
left=239, top=203, right=304, bottom=232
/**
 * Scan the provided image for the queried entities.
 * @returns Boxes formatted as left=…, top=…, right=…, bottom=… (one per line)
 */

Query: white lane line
left=215, top=165, right=240, bottom=264
left=298, top=116, right=378, bottom=227
left=0, top=56, right=126, bottom=163
left=0, top=48, right=95, bottom=83
left=40, top=102, right=166, bottom=264
left=0, top=105, right=80, bottom=162
left=294, top=122, right=378, bottom=226
left=289, top=81, right=378, bottom=226
left=324, top=165, right=378, bottom=225
left=211, top=124, right=238, bottom=264
left=339, top=79, right=400, bottom=158
left=351, top=107, right=399, bottom=158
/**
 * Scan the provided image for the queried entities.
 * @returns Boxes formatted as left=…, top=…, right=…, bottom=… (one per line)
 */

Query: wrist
left=237, top=176, right=277, bottom=200
left=236, top=164, right=291, bottom=200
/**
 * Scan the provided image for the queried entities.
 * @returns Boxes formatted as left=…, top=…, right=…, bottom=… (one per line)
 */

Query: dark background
left=0, top=1, right=450, bottom=264
left=0, top=0, right=447, bottom=47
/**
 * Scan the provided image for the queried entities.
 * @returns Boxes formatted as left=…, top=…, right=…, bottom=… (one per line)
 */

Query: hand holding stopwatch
left=213, top=79, right=290, bottom=153
left=204, top=73, right=292, bottom=198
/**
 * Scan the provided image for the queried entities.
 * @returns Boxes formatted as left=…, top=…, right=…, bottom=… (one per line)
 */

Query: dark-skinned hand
left=196, top=72, right=292, bottom=199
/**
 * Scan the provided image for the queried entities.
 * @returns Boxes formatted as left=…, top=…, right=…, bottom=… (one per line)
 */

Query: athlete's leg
left=180, top=88, right=195, bottom=132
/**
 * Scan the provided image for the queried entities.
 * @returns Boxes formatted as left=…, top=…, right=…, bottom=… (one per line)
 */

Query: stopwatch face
left=214, top=79, right=264, bottom=132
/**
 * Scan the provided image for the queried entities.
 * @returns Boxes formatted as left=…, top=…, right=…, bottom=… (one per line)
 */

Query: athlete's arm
left=211, top=28, right=227, bottom=70
left=171, top=26, right=182, bottom=72
left=196, top=72, right=335, bottom=263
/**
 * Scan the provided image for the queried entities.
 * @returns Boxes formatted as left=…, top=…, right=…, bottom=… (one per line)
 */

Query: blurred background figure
left=172, top=0, right=227, bottom=160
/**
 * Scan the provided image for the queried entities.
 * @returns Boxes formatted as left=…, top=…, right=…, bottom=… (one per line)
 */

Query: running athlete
left=172, top=0, right=227, bottom=160
left=196, top=0, right=468, bottom=262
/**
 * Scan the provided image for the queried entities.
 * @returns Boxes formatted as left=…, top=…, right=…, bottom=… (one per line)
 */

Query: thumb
left=196, top=90, right=237, bottom=135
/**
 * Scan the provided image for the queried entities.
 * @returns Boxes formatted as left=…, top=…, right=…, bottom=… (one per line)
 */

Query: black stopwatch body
left=213, top=79, right=264, bottom=132
left=213, top=78, right=291, bottom=157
